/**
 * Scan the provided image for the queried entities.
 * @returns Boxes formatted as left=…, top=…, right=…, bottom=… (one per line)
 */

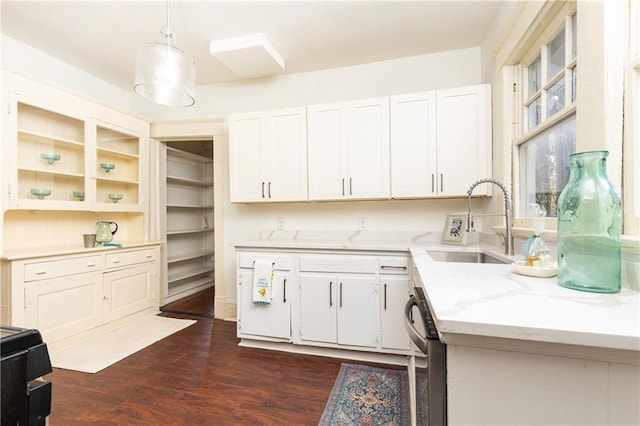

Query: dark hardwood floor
left=160, top=286, right=215, bottom=318
left=49, top=315, right=345, bottom=425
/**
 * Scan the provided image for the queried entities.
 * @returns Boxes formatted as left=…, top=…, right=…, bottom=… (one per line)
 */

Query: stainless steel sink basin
left=426, top=250, right=509, bottom=264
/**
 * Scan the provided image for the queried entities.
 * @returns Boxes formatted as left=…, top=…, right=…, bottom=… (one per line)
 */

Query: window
left=516, top=13, right=577, bottom=218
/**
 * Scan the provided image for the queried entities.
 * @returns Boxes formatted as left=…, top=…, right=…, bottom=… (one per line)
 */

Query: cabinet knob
left=112, top=259, right=121, bottom=264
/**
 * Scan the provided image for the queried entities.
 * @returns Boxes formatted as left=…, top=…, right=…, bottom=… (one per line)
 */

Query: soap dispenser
left=526, top=204, right=550, bottom=267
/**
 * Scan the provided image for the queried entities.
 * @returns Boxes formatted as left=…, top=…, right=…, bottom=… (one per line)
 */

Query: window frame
left=512, top=9, right=577, bottom=226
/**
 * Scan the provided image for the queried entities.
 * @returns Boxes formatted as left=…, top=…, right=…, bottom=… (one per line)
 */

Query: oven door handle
left=404, top=295, right=428, bottom=354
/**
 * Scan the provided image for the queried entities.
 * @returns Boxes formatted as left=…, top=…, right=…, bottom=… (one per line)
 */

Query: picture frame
left=441, top=213, right=468, bottom=245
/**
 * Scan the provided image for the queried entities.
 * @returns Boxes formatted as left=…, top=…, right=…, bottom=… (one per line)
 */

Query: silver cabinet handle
left=380, top=265, right=407, bottom=270
left=440, top=173, right=444, bottom=192
left=431, top=174, right=435, bottom=193
left=342, top=178, right=345, bottom=196
left=283, top=278, right=287, bottom=303
left=329, top=281, right=333, bottom=307
left=112, top=259, right=121, bottom=264
left=86, top=263, right=96, bottom=267
left=36, top=271, right=47, bottom=275
left=349, top=178, right=353, bottom=195
left=268, top=182, right=271, bottom=198
left=384, top=283, right=387, bottom=310
left=339, top=282, right=343, bottom=308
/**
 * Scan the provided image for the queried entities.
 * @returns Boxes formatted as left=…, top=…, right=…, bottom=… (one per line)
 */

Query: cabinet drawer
left=105, top=248, right=157, bottom=269
left=238, top=253, right=291, bottom=271
left=379, top=256, right=409, bottom=274
left=24, top=255, right=103, bottom=282
left=299, top=255, right=377, bottom=274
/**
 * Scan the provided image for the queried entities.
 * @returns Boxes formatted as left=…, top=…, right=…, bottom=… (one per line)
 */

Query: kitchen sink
left=426, top=250, right=509, bottom=264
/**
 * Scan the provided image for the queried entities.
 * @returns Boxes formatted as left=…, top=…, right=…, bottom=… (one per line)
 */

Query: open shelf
left=163, top=141, right=215, bottom=303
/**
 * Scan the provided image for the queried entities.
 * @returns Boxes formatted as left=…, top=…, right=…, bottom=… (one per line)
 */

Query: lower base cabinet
left=2, top=245, right=160, bottom=345
left=237, top=253, right=292, bottom=341
left=236, top=248, right=415, bottom=356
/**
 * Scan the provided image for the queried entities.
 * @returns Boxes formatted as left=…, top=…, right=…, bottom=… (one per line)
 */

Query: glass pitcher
left=95, top=221, right=118, bottom=244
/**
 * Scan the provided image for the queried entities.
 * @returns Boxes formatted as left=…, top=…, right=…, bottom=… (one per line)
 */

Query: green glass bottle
left=557, top=150, right=622, bottom=293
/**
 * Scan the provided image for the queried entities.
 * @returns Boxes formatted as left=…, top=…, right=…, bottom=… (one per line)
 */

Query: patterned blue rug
left=319, top=363, right=410, bottom=426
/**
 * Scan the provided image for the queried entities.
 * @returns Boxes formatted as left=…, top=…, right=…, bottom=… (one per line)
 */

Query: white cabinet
left=378, top=256, right=413, bottom=351
left=228, top=108, right=307, bottom=202
left=24, top=272, right=103, bottom=343
left=390, top=85, right=492, bottom=198
left=307, top=97, right=390, bottom=200
left=235, top=249, right=418, bottom=357
left=163, top=143, right=214, bottom=304
left=390, top=91, right=437, bottom=198
left=103, top=263, right=156, bottom=323
left=237, top=253, right=292, bottom=341
left=298, top=254, right=379, bottom=348
left=4, top=90, right=149, bottom=212
left=2, top=245, right=160, bottom=345
left=436, top=84, right=492, bottom=196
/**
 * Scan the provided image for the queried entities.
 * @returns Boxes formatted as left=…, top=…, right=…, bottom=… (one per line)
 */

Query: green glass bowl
left=108, top=193, right=123, bottom=203
left=31, top=188, right=52, bottom=199
left=40, top=152, right=61, bottom=165
left=100, top=163, right=115, bottom=173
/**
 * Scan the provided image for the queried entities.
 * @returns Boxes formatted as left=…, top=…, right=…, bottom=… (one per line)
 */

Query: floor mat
left=319, top=363, right=410, bottom=426
left=49, top=315, right=196, bottom=373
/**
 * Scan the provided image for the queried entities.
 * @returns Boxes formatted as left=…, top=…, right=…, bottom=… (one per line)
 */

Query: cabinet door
left=299, top=274, right=337, bottom=344
left=307, top=103, right=347, bottom=200
left=267, top=108, right=308, bottom=201
left=24, top=272, right=103, bottom=343
left=228, top=112, right=266, bottom=202
left=238, top=269, right=291, bottom=340
left=436, top=84, right=492, bottom=196
left=380, top=276, right=412, bottom=351
left=390, top=91, right=438, bottom=198
left=337, top=276, right=378, bottom=348
left=8, top=93, right=88, bottom=210
left=346, top=97, right=390, bottom=200
left=103, top=263, right=156, bottom=323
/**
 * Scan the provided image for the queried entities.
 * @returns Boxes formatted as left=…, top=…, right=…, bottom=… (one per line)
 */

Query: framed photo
left=441, top=213, right=468, bottom=245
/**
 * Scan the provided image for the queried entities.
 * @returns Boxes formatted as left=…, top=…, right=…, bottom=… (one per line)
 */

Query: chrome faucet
left=467, top=178, right=514, bottom=256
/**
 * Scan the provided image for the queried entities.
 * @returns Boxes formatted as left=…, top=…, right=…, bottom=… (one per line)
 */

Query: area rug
left=49, top=315, right=196, bottom=373
left=319, top=363, right=410, bottom=426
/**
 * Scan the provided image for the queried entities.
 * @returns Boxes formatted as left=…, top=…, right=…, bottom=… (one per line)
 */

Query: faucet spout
left=467, top=178, right=514, bottom=256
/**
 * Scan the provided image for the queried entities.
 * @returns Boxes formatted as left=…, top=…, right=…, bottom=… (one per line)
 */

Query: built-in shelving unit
left=162, top=142, right=214, bottom=305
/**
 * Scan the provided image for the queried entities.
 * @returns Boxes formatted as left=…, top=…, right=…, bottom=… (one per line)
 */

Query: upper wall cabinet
left=3, top=81, right=149, bottom=213
left=307, top=97, right=390, bottom=201
left=390, top=84, right=492, bottom=198
left=228, top=108, right=307, bottom=203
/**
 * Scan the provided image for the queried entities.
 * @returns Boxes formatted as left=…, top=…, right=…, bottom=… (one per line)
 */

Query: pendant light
left=133, top=0, right=195, bottom=107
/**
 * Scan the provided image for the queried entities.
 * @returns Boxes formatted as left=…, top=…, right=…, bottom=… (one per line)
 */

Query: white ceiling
left=1, top=1, right=503, bottom=91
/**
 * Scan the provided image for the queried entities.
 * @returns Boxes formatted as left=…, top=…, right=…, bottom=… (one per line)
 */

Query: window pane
left=528, top=56, right=541, bottom=96
left=518, top=114, right=576, bottom=217
left=571, top=14, right=577, bottom=59
left=572, top=66, right=577, bottom=102
left=547, top=30, right=565, bottom=79
left=528, top=97, right=541, bottom=129
left=548, top=78, right=565, bottom=117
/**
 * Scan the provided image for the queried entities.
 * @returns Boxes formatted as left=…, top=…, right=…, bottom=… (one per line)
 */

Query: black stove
left=1, top=326, right=52, bottom=425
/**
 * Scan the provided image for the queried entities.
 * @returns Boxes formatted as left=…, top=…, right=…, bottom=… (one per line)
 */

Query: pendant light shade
left=133, top=4, right=195, bottom=107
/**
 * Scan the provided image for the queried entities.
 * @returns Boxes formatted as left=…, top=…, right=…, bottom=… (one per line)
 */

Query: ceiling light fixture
left=133, top=0, right=195, bottom=107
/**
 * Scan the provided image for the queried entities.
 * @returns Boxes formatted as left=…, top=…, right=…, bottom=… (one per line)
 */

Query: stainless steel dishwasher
left=404, top=286, right=446, bottom=426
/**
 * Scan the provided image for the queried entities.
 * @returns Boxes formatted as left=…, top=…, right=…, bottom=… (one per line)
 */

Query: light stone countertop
left=411, top=247, right=640, bottom=354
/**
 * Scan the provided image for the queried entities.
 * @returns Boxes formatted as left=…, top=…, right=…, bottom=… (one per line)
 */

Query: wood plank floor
left=160, top=287, right=215, bottom=318
left=48, top=315, right=346, bottom=425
